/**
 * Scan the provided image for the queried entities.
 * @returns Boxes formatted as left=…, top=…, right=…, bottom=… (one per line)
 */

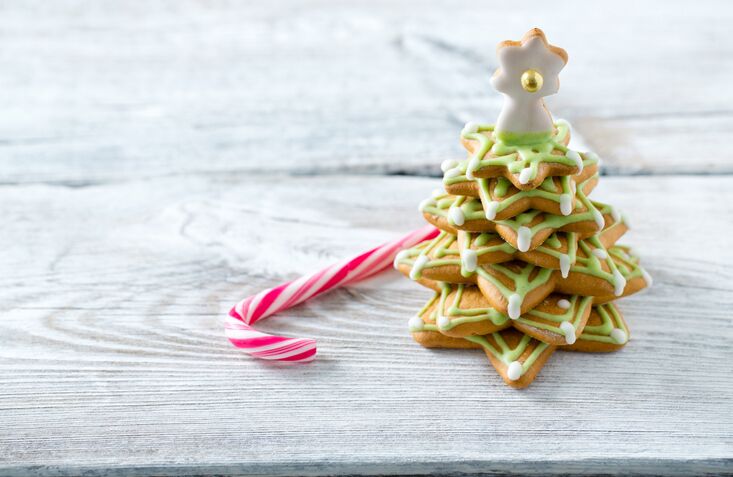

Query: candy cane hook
left=226, top=225, right=439, bottom=362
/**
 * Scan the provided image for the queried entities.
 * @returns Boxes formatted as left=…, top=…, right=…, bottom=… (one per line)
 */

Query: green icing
left=493, top=177, right=511, bottom=197
left=567, top=241, right=645, bottom=294
left=578, top=304, right=628, bottom=344
left=474, top=233, right=492, bottom=247
left=418, top=283, right=593, bottom=339
left=395, top=230, right=514, bottom=279
left=475, top=173, right=582, bottom=219
left=462, top=232, right=516, bottom=256
left=475, top=262, right=553, bottom=305
left=465, top=333, right=550, bottom=376
left=424, top=182, right=608, bottom=248
left=571, top=238, right=618, bottom=281
left=608, top=247, right=646, bottom=282
left=431, top=283, right=510, bottom=330
left=400, top=217, right=643, bottom=298
left=448, top=121, right=595, bottom=184
left=543, top=233, right=563, bottom=249
left=494, top=129, right=553, bottom=146
left=515, top=295, right=593, bottom=336
left=416, top=291, right=440, bottom=318
left=465, top=229, right=577, bottom=270
left=494, top=178, right=603, bottom=237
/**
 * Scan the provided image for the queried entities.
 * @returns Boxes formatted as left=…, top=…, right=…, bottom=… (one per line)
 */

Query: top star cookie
left=444, top=29, right=594, bottom=190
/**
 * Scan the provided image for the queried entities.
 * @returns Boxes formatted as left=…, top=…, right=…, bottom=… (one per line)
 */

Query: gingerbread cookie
left=415, top=282, right=593, bottom=346
left=400, top=244, right=650, bottom=318
left=408, top=299, right=628, bottom=387
left=409, top=309, right=555, bottom=388
left=466, top=330, right=556, bottom=388
left=420, top=185, right=612, bottom=252
left=563, top=302, right=630, bottom=352
left=444, top=166, right=599, bottom=220
left=409, top=294, right=486, bottom=350
left=512, top=294, right=593, bottom=346
left=394, top=216, right=628, bottom=284
left=394, top=230, right=512, bottom=284
left=454, top=122, right=583, bottom=191
left=417, top=283, right=512, bottom=337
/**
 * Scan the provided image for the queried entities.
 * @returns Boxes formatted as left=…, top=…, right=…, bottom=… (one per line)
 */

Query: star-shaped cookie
left=410, top=302, right=555, bottom=388
left=409, top=297, right=630, bottom=388
left=414, top=283, right=594, bottom=346
left=420, top=188, right=617, bottom=252
left=401, top=245, right=651, bottom=319
left=451, top=120, right=593, bottom=190
left=564, top=303, right=630, bottom=352
left=442, top=157, right=599, bottom=220
left=394, top=219, right=627, bottom=284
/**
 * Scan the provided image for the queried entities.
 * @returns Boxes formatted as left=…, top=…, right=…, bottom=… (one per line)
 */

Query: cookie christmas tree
left=394, top=28, right=652, bottom=388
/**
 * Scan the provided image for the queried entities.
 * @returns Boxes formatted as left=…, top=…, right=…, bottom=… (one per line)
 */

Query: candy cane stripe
left=226, top=225, right=438, bottom=362
left=276, top=348, right=318, bottom=362
left=251, top=341, right=317, bottom=361
left=253, top=340, right=315, bottom=359
left=346, top=248, right=390, bottom=281
left=281, top=268, right=340, bottom=311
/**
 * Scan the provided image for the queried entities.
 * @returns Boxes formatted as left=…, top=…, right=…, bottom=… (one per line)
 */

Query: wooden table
left=1, top=1, right=731, bottom=476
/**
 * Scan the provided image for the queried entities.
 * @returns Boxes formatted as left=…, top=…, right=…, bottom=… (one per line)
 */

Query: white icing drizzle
left=466, top=156, right=480, bottom=180
left=517, top=226, right=532, bottom=252
left=610, top=205, right=621, bottom=223
left=441, top=159, right=458, bottom=172
left=566, top=150, right=583, bottom=173
left=408, top=315, right=425, bottom=332
left=409, top=255, right=429, bottom=280
left=461, top=249, right=478, bottom=273
left=560, top=321, right=576, bottom=345
left=592, top=209, right=605, bottom=229
left=559, top=193, right=572, bottom=216
left=507, top=361, right=523, bottom=381
left=448, top=206, right=465, bottom=226
left=431, top=188, right=444, bottom=198
left=570, top=180, right=577, bottom=195
left=444, top=167, right=462, bottom=179
left=437, top=314, right=451, bottom=330
left=592, top=248, right=608, bottom=260
left=557, top=298, right=571, bottom=309
left=393, top=250, right=409, bottom=269
left=518, top=167, right=533, bottom=185
left=418, top=198, right=435, bottom=212
left=610, top=328, right=628, bottom=344
left=559, top=254, right=570, bottom=278
left=484, top=201, right=500, bottom=220
left=462, top=121, right=479, bottom=135
left=641, top=268, right=653, bottom=287
left=508, top=293, right=522, bottom=320
left=612, top=269, right=626, bottom=296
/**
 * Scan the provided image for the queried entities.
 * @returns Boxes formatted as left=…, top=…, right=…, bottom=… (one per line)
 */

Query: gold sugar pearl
left=521, top=69, right=543, bottom=93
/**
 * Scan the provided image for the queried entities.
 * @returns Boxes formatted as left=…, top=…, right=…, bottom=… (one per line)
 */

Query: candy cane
left=226, top=224, right=439, bottom=362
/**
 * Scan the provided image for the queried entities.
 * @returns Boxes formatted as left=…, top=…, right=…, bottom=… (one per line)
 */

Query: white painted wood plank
left=1, top=1, right=732, bottom=184
left=1, top=174, right=731, bottom=475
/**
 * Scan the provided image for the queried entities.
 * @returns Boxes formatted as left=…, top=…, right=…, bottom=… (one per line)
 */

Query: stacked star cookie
left=394, top=29, right=652, bottom=388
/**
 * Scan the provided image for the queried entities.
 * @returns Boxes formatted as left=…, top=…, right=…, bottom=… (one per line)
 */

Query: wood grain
left=0, top=0, right=732, bottom=185
left=1, top=174, right=732, bottom=476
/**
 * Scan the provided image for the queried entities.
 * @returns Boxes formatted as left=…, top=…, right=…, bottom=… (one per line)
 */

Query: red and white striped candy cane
left=226, top=224, right=439, bottom=362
